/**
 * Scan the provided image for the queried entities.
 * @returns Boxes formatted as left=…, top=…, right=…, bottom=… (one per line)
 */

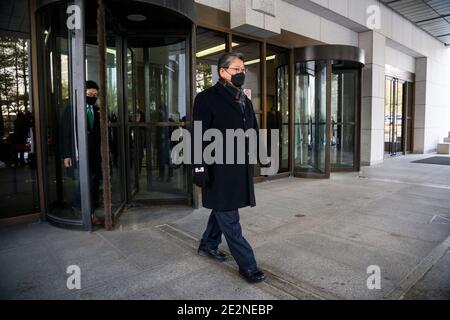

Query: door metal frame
left=72, top=0, right=92, bottom=230
left=91, top=3, right=129, bottom=222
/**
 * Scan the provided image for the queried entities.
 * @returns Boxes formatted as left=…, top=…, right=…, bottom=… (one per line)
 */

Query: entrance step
left=437, top=143, right=450, bottom=154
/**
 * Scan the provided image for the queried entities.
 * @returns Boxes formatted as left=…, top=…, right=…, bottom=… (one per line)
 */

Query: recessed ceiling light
left=127, top=14, right=146, bottom=22
left=196, top=43, right=239, bottom=58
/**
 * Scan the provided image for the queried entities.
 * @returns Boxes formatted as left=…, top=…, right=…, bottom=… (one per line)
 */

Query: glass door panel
left=294, top=61, right=329, bottom=177
left=126, top=48, right=137, bottom=197
left=395, top=81, right=404, bottom=154
left=266, top=44, right=289, bottom=174
left=405, top=82, right=414, bottom=152
left=127, top=40, right=189, bottom=202
left=331, top=69, right=357, bottom=169
left=85, top=16, right=126, bottom=214
left=37, top=3, right=82, bottom=222
left=385, top=78, right=409, bottom=156
left=384, top=78, right=393, bottom=154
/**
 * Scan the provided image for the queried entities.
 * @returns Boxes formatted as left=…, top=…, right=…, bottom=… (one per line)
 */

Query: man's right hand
left=64, top=158, right=72, bottom=168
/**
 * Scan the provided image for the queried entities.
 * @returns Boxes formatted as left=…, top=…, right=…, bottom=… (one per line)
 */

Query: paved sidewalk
left=1, top=154, right=449, bottom=299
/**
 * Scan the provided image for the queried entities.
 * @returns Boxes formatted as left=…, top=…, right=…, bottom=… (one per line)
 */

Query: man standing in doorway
left=62, top=80, right=103, bottom=225
left=192, top=52, right=266, bottom=283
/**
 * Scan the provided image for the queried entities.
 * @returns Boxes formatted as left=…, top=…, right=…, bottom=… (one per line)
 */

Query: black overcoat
left=192, top=82, right=259, bottom=211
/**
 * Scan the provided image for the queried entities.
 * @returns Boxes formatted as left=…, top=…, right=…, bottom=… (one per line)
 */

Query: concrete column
left=359, top=30, right=386, bottom=166
left=413, top=57, right=427, bottom=154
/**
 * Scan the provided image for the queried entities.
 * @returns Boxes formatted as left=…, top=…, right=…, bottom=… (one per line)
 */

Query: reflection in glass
left=106, top=44, right=124, bottom=211
left=37, top=3, right=81, bottom=221
left=396, top=82, right=403, bottom=153
left=231, top=36, right=262, bottom=176
left=127, top=40, right=188, bottom=201
left=127, top=49, right=136, bottom=196
left=85, top=37, right=125, bottom=213
left=384, top=78, right=406, bottom=156
left=384, top=79, right=392, bottom=153
left=0, top=37, right=39, bottom=218
left=195, top=28, right=227, bottom=92
left=266, top=45, right=289, bottom=173
left=405, top=82, right=414, bottom=152
left=233, top=36, right=261, bottom=114
left=294, top=61, right=327, bottom=174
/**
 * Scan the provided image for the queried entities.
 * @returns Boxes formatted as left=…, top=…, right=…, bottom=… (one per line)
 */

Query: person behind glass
left=62, top=80, right=102, bottom=225
left=156, top=106, right=174, bottom=182
left=192, top=52, right=266, bottom=283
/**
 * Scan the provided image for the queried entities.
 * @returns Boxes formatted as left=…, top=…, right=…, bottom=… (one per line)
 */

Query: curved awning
left=294, top=45, right=365, bottom=66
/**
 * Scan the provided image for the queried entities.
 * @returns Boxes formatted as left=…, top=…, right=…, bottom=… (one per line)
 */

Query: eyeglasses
left=226, top=67, right=248, bottom=74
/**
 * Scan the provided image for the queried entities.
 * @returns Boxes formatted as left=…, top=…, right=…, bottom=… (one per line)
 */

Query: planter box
left=437, top=143, right=450, bottom=154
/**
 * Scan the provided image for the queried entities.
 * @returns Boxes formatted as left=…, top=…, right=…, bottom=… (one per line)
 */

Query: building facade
left=1, top=0, right=449, bottom=230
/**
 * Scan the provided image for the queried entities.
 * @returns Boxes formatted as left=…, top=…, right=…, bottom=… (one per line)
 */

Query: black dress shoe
left=197, top=246, right=228, bottom=262
left=239, top=268, right=266, bottom=283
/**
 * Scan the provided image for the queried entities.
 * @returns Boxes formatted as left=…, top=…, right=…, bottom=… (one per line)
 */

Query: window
left=195, top=28, right=227, bottom=93
left=266, top=45, right=289, bottom=173
left=232, top=36, right=261, bottom=126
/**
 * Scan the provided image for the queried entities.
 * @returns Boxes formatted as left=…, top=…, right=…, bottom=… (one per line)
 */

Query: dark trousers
left=200, top=209, right=257, bottom=271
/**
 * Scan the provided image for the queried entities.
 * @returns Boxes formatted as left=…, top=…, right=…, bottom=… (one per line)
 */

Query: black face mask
left=230, top=72, right=245, bottom=87
left=86, top=96, right=97, bottom=106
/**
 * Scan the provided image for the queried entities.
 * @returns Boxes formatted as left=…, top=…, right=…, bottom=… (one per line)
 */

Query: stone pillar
left=413, top=57, right=427, bottom=153
left=359, top=30, right=386, bottom=166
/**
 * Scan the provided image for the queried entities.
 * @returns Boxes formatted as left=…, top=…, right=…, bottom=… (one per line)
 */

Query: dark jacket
left=192, top=82, right=259, bottom=211
left=61, top=104, right=102, bottom=177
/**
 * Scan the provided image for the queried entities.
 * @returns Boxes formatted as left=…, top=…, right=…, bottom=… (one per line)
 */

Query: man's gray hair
left=217, top=52, right=245, bottom=75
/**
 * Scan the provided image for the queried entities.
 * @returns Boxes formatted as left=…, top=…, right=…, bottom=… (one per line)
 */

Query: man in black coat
left=192, top=52, right=266, bottom=283
left=61, top=80, right=102, bottom=225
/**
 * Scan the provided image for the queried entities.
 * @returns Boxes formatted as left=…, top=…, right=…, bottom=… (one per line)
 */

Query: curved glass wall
left=37, top=2, right=82, bottom=224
